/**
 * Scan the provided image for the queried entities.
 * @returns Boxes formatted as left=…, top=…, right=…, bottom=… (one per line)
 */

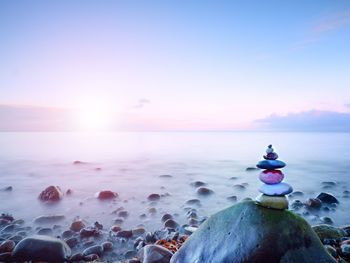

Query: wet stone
left=316, top=192, right=339, bottom=204
left=0, top=240, right=15, bottom=253
left=164, top=219, right=179, bottom=229
left=37, top=228, right=53, bottom=236
left=116, top=230, right=133, bottom=238
left=82, top=245, right=104, bottom=256
left=62, top=230, right=74, bottom=239
left=34, top=215, right=65, bottom=224
left=118, top=210, right=129, bottom=218
left=125, top=250, right=137, bottom=259
left=147, top=193, right=161, bottom=201
left=70, top=220, right=85, bottom=232
left=161, top=214, right=173, bottom=222
left=132, top=227, right=146, bottom=236
left=96, top=190, right=118, bottom=200
left=233, top=184, right=246, bottom=190
left=291, top=200, right=303, bottom=210
left=65, top=237, right=78, bottom=248
left=321, top=216, right=334, bottom=225
left=196, top=187, right=214, bottom=196
left=102, top=241, right=113, bottom=251
left=38, top=186, right=63, bottom=202
left=305, top=198, right=322, bottom=209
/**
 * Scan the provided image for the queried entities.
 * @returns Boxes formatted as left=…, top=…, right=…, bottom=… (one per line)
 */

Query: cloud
left=133, top=98, right=151, bottom=109
left=291, top=9, right=350, bottom=51
left=256, top=110, right=350, bottom=132
left=0, top=104, right=74, bottom=131
left=313, top=10, right=350, bottom=34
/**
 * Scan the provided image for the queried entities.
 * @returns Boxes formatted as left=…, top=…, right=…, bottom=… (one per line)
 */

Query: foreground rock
left=12, top=235, right=71, bottom=262
left=171, top=201, right=336, bottom=263
left=38, top=186, right=63, bottom=202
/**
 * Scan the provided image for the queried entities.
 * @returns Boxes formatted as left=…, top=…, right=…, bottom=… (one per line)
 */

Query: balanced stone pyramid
left=170, top=145, right=336, bottom=263
left=256, top=145, right=293, bottom=210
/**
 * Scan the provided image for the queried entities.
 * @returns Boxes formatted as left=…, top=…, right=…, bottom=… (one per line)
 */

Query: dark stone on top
left=256, top=160, right=286, bottom=169
left=12, top=235, right=71, bottom=263
left=38, top=186, right=63, bottom=202
left=171, top=201, right=336, bottom=263
left=316, top=193, right=339, bottom=204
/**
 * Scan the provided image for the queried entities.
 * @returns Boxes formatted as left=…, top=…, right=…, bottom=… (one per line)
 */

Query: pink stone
left=259, top=170, right=284, bottom=184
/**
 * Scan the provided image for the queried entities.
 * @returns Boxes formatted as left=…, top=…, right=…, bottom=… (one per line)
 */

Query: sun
left=75, top=101, right=115, bottom=131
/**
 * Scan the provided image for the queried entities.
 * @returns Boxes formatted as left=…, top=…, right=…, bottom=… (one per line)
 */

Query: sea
left=0, top=132, right=349, bottom=231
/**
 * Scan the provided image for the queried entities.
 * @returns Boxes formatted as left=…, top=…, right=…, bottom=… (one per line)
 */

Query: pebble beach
left=1, top=132, right=350, bottom=262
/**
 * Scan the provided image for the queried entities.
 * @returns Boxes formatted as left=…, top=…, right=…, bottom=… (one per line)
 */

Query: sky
left=1, top=0, right=350, bottom=131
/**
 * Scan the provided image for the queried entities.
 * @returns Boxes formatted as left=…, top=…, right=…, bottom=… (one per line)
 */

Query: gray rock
left=148, top=193, right=161, bottom=201
left=138, top=244, right=173, bottom=263
left=164, top=219, right=179, bottom=229
left=161, top=214, right=173, bottom=222
left=171, top=201, right=336, bottom=263
left=185, top=199, right=201, bottom=206
left=196, top=187, right=214, bottom=196
left=37, top=227, right=53, bottom=235
left=82, top=244, right=104, bottom=256
left=12, top=235, right=71, bottom=262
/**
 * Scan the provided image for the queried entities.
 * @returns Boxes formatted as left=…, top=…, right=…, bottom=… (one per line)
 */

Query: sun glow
left=75, top=100, right=116, bottom=131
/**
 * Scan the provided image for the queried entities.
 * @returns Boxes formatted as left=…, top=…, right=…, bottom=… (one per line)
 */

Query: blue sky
left=1, top=0, right=350, bottom=131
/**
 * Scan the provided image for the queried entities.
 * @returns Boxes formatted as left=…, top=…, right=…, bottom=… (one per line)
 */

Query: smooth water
left=0, top=132, right=349, bottom=230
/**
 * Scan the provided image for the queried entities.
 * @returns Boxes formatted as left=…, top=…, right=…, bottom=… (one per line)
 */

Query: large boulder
left=171, top=201, right=336, bottom=263
left=12, top=235, right=71, bottom=263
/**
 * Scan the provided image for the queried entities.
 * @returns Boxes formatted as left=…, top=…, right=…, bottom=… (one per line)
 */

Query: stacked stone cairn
left=255, top=145, right=293, bottom=210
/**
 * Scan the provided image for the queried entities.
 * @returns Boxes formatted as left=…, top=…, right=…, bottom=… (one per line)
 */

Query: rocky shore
left=1, top=184, right=350, bottom=262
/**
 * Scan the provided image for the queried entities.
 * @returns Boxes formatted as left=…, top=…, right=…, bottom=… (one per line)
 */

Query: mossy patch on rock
left=171, top=201, right=336, bottom=263
left=312, top=224, right=347, bottom=241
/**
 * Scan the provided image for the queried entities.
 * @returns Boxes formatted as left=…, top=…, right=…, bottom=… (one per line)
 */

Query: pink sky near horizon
left=1, top=1, right=350, bottom=131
